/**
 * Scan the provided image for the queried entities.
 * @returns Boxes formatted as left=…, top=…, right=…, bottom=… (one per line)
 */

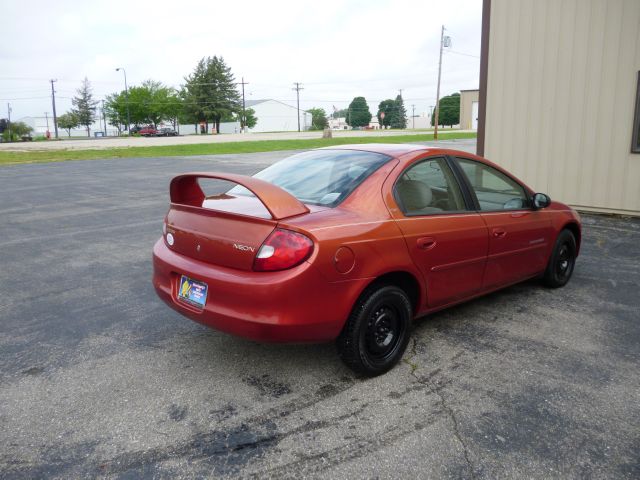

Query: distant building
left=459, top=89, right=479, bottom=130
left=407, top=114, right=432, bottom=130
left=244, top=99, right=311, bottom=133
left=18, top=116, right=116, bottom=137
left=329, top=116, right=349, bottom=130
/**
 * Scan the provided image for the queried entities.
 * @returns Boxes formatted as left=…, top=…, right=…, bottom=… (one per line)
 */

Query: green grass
left=0, top=131, right=476, bottom=166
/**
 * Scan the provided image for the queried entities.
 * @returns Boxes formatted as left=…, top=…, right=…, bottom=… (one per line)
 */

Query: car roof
left=317, top=143, right=480, bottom=159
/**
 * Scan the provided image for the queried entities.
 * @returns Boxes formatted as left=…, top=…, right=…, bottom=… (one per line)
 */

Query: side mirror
left=532, top=192, right=551, bottom=209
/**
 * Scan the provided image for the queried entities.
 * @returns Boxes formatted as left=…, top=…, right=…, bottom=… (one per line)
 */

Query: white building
left=406, top=114, right=432, bottom=129
left=18, top=116, right=117, bottom=138
left=244, top=99, right=310, bottom=133
left=328, top=116, right=349, bottom=130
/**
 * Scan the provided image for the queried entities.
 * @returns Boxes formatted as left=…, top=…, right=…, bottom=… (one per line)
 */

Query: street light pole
left=7, top=103, right=11, bottom=141
left=116, top=67, right=131, bottom=135
left=434, top=25, right=445, bottom=140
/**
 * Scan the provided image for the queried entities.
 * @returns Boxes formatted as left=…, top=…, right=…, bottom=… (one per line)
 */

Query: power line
left=0, top=96, right=51, bottom=101
left=445, top=50, right=480, bottom=59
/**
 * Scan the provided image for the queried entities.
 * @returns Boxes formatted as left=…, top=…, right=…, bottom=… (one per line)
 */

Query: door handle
left=417, top=237, right=437, bottom=250
left=492, top=228, right=507, bottom=238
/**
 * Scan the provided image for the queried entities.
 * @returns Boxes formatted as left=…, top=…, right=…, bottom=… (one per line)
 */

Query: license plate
left=177, top=275, right=208, bottom=309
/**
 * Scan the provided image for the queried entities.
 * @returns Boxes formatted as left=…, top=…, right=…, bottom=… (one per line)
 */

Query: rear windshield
left=229, top=149, right=392, bottom=207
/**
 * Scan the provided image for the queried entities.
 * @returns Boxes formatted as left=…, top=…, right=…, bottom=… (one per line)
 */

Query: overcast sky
left=1, top=0, right=482, bottom=121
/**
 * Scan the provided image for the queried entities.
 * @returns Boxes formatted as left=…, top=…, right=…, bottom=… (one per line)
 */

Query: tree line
left=55, top=55, right=461, bottom=137
left=58, top=56, right=257, bottom=137
left=320, top=92, right=460, bottom=129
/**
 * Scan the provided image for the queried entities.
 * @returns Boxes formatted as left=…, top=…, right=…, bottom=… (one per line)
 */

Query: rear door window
left=394, top=157, right=466, bottom=215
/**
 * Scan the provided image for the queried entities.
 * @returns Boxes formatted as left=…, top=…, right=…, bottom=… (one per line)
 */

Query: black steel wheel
left=543, top=229, right=577, bottom=288
left=337, top=285, right=412, bottom=376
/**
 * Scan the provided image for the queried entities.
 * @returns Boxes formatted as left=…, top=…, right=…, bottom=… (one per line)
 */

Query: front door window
left=456, top=158, right=529, bottom=211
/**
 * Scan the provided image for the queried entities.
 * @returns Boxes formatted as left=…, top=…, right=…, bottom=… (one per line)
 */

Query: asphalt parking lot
left=1, top=140, right=638, bottom=479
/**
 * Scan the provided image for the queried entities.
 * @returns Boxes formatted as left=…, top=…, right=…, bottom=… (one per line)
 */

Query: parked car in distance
left=153, top=144, right=581, bottom=376
left=156, top=127, right=178, bottom=137
left=138, top=126, right=158, bottom=137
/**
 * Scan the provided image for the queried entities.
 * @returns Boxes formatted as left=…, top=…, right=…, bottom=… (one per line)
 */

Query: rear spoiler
left=169, top=172, right=310, bottom=221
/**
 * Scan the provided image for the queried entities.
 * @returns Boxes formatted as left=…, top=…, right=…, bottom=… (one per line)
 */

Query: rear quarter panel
left=280, top=157, right=426, bottom=307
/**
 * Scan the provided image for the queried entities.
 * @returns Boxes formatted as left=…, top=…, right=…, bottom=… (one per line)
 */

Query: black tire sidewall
left=545, top=230, right=577, bottom=287
left=350, top=285, right=412, bottom=375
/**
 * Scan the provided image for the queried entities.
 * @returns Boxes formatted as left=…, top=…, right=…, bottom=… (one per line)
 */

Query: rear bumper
left=152, top=239, right=369, bottom=343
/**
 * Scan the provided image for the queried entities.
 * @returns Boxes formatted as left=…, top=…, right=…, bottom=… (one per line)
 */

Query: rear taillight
left=253, top=228, right=313, bottom=272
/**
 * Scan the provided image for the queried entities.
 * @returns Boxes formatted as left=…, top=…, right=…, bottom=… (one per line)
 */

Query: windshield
left=229, top=149, right=392, bottom=207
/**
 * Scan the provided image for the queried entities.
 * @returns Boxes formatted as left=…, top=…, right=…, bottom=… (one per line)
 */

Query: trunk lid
left=165, top=172, right=310, bottom=271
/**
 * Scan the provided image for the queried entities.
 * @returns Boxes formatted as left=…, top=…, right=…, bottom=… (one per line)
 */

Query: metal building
left=459, top=89, right=479, bottom=131
left=478, top=0, right=640, bottom=216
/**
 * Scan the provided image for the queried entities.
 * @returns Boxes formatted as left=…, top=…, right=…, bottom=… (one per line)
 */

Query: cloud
left=1, top=0, right=482, bottom=119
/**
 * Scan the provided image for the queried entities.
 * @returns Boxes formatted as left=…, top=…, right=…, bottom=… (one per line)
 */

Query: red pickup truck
left=138, top=126, right=158, bottom=137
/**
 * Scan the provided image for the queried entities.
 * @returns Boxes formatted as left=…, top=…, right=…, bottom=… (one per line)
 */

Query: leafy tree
left=346, top=97, right=372, bottom=128
left=377, top=99, right=396, bottom=128
left=106, top=81, right=184, bottom=132
left=104, top=92, right=126, bottom=134
left=126, top=81, right=160, bottom=127
left=160, top=88, right=183, bottom=129
left=182, top=56, right=241, bottom=133
left=390, top=94, right=407, bottom=129
left=1, top=121, right=33, bottom=141
left=431, top=93, right=460, bottom=127
left=308, top=107, right=328, bottom=130
left=377, top=95, right=407, bottom=129
left=57, top=112, right=79, bottom=137
left=243, top=108, right=257, bottom=129
left=220, top=107, right=257, bottom=130
left=333, top=108, right=349, bottom=118
left=72, top=77, right=98, bottom=137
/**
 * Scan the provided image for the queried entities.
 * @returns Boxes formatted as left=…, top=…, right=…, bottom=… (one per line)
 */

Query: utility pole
left=411, top=104, right=415, bottom=129
left=239, top=77, right=249, bottom=132
left=7, top=103, right=11, bottom=141
left=45, top=112, right=49, bottom=130
left=434, top=25, right=445, bottom=140
left=101, top=100, right=107, bottom=137
left=116, top=68, right=131, bottom=134
left=50, top=79, right=59, bottom=139
left=292, top=82, right=304, bottom=132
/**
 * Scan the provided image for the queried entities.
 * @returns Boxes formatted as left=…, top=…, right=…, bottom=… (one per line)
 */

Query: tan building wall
left=460, top=89, right=479, bottom=130
left=482, top=0, right=640, bottom=215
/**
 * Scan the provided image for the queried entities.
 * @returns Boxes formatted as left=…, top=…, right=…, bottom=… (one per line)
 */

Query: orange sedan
left=153, top=144, right=581, bottom=375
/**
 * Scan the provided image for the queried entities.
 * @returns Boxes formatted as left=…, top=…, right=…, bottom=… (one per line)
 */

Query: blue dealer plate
left=177, top=275, right=208, bottom=309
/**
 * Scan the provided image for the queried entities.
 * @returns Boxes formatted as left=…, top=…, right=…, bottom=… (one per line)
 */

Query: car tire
left=336, top=284, right=412, bottom=376
left=543, top=229, right=577, bottom=288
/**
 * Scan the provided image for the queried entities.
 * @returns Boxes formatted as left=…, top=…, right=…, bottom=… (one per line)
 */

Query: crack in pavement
left=404, top=336, right=477, bottom=480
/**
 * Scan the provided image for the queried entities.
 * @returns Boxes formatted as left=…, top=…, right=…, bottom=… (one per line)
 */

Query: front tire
left=543, top=229, right=576, bottom=288
left=336, top=285, right=412, bottom=376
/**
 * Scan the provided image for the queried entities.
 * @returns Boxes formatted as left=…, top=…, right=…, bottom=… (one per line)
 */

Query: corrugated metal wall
left=484, top=0, right=640, bottom=215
